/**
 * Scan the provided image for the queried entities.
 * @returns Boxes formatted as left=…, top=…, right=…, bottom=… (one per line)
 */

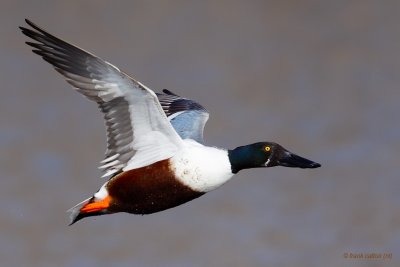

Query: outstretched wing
left=157, top=89, right=209, bottom=144
left=20, top=19, right=184, bottom=178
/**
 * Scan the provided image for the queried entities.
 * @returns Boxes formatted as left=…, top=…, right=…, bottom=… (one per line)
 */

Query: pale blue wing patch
left=169, top=110, right=209, bottom=143
left=157, top=89, right=209, bottom=144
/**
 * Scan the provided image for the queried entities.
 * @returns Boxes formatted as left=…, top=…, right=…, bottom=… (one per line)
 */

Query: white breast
left=169, top=140, right=234, bottom=192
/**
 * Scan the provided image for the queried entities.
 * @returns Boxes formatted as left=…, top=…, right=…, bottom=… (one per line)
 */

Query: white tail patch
left=94, top=182, right=109, bottom=199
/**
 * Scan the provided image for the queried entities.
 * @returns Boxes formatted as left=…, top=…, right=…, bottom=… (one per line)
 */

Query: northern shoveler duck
left=20, top=19, right=321, bottom=225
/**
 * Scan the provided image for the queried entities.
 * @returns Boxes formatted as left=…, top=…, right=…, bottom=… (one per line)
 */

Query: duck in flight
left=20, top=19, right=321, bottom=225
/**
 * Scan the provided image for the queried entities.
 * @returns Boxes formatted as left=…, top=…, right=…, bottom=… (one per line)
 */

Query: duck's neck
left=228, top=145, right=264, bottom=174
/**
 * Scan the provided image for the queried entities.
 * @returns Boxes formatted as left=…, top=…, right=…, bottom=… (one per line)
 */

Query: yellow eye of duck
left=264, top=146, right=271, bottom=152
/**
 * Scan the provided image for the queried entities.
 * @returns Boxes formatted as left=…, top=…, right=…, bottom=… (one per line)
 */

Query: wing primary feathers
left=20, top=19, right=185, bottom=177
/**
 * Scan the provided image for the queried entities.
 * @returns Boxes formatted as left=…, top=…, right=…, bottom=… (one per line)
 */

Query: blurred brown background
left=1, top=1, right=399, bottom=266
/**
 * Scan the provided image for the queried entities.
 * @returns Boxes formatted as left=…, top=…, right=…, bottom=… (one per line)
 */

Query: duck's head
left=228, top=142, right=321, bottom=174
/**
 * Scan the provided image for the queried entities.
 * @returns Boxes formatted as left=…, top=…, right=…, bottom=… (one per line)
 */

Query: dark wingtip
left=162, top=89, right=179, bottom=96
left=19, top=19, right=40, bottom=39
left=21, top=19, right=35, bottom=31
